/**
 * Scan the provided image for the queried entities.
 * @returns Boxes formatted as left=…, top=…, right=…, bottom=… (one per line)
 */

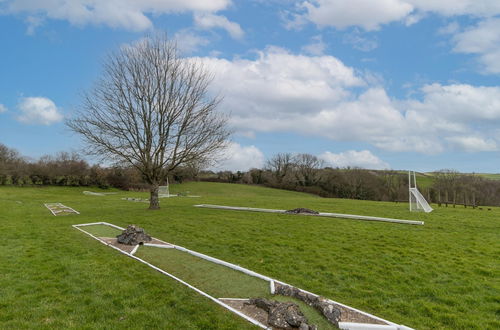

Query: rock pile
left=285, top=208, right=320, bottom=215
left=116, top=225, right=152, bottom=245
left=275, top=283, right=341, bottom=327
left=245, top=298, right=317, bottom=329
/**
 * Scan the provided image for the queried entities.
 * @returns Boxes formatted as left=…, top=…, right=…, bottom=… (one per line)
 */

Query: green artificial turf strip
left=81, top=224, right=122, bottom=238
left=135, top=246, right=270, bottom=299
left=0, top=183, right=499, bottom=329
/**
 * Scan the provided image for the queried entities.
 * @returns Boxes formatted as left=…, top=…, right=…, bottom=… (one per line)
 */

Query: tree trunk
left=149, top=182, right=160, bottom=210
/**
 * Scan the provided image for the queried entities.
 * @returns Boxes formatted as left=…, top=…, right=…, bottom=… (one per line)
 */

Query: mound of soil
left=275, top=283, right=388, bottom=326
left=275, top=284, right=340, bottom=326
left=285, top=208, right=320, bottom=215
left=116, top=225, right=152, bottom=245
left=245, top=298, right=317, bottom=329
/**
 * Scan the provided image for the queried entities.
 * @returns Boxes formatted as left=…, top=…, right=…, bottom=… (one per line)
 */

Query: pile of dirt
left=116, top=225, right=152, bottom=245
left=245, top=298, right=317, bottom=329
left=285, top=208, right=320, bottom=215
left=275, top=283, right=340, bottom=327
left=121, top=197, right=149, bottom=202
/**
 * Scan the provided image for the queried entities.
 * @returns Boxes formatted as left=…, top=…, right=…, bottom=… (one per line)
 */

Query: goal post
left=158, top=178, right=170, bottom=198
left=409, top=171, right=433, bottom=213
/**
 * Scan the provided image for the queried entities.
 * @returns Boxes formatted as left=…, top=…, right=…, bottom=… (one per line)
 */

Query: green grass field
left=0, top=183, right=499, bottom=329
left=476, top=173, right=500, bottom=180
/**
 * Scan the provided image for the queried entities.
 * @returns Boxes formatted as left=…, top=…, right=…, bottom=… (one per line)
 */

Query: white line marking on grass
left=338, top=322, right=398, bottom=330
left=270, top=280, right=275, bottom=294
left=101, top=222, right=125, bottom=231
left=194, top=204, right=424, bottom=225
left=73, top=221, right=105, bottom=227
left=143, top=243, right=174, bottom=248
left=130, top=245, right=140, bottom=255
left=171, top=244, right=273, bottom=282
left=44, top=203, right=80, bottom=216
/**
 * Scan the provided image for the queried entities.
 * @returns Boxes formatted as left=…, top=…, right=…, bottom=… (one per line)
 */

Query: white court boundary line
left=194, top=204, right=424, bottom=225
left=45, top=203, right=80, bottom=216
left=73, top=222, right=414, bottom=330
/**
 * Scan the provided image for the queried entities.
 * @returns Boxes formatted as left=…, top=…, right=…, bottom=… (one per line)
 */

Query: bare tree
left=293, top=153, right=324, bottom=186
left=67, top=34, right=230, bottom=209
left=265, top=153, right=293, bottom=184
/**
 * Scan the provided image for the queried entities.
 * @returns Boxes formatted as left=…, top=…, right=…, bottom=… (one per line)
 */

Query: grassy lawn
left=0, top=183, right=499, bottom=329
left=476, top=173, right=500, bottom=180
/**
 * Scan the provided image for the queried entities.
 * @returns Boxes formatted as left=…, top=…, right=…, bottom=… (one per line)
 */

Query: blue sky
left=1, top=0, right=500, bottom=172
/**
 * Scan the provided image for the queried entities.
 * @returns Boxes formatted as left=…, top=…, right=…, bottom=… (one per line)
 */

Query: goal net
left=158, top=185, right=169, bottom=198
left=409, top=171, right=433, bottom=213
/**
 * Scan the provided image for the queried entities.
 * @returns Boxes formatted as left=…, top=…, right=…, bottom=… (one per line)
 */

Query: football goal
left=409, top=171, right=433, bottom=213
left=158, top=178, right=170, bottom=198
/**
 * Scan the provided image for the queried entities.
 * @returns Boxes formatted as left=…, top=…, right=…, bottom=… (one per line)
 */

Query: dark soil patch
left=148, top=238, right=173, bottom=246
left=275, top=282, right=388, bottom=326
left=221, top=299, right=270, bottom=327
left=285, top=208, right=319, bottom=215
left=100, top=237, right=137, bottom=253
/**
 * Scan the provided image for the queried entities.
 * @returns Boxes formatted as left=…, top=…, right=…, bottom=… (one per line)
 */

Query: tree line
left=3, top=145, right=500, bottom=207
left=201, top=153, right=500, bottom=207
left=0, top=143, right=140, bottom=189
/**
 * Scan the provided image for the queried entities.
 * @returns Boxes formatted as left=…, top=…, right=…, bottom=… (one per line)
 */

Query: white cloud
left=406, top=0, right=500, bottom=17
left=198, top=47, right=364, bottom=117
left=403, top=12, right=425, bottom=26
left=17, top=97, right=63, bottom=125
left=212, top=142, right=265, bottom=171
left=288, top=1, right=500, bottom=75
left=301, top=35, right=327, bottom=55
left=446, top=136, right=497, bottom=152
left=452, top=18, right=500, bottom=74
left=292, top=0, right=500, bottom=30
left=196, top=47, right=500, bottom=153
left=409, top=83, right=500, bottom=122
left=298, top=0, right=413, bottom=31
left=437, top=21, right=460, bottom=35
left=194, top=13, right=244, bottom=39
left=0, top=104, right=7, bottom=113
left=25, top=15, right=43, bottom=35
left=342, top=30, right=378, bottom=52
left=3, top=0, right=231, bottom=31
left=173, top=29, right=209, bottom=54
left=320, top=150, right=390, bottom=169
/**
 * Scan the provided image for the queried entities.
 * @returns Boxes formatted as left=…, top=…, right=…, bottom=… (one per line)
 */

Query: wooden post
left=453, top=190, right=456, bottom=208
left=464, top=192, right=467, bottom=208
left=438, top=189, right=442, bottom=207
left=445, top=190, right=448, bottom=207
